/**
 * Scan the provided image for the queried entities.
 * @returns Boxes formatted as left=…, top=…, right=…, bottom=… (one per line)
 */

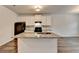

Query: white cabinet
left=19, top=15, right=51, bottom=26
left=18, top=16, right=26, bottom=22
left=34, top=15, right=51, bottom=25
left=41, top=16, right=47, bottom=25
left=18, top=38, right=57, bottom=53
left=26, top=16, right=33, bottom=25
left=46, top=16, right=52, bottom=25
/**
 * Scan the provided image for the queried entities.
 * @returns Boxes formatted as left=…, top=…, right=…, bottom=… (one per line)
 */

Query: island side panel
left=18, top=38, right=57, bottom=53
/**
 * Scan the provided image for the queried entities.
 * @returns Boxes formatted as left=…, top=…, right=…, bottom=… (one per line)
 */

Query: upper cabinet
left=19, top=14, right=52, bottom=26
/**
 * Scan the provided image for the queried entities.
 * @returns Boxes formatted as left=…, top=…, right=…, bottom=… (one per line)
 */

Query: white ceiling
left=4, top=5, right=79, bottom=15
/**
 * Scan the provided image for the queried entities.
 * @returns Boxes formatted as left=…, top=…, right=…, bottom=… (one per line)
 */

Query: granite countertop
left=12, top=32, right=79, bottom=39
left=13, top=32, right=60, bottom=38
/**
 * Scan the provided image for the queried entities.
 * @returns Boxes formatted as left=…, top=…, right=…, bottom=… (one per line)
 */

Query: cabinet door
left=46, top=16, right=51, bottom=25
left=41, top=16, right=47, bottom=25
left=34, top=15, right=48, bottom=25
left=34, top=15, right=42, bottom=23
left=30, top=16, right=35, bottom=25
left=18, top=38, right=57, bottom=53
left=39, top=15, right=51, bottom=25
left=18, top=16, right=26, bottom=22
left=25, top=16, right=32, bottom=25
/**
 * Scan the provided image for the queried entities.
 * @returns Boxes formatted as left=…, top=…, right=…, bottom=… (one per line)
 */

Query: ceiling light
left=34, top=5, right=42, bottom=9
left=33, top=5, right=42, bottom=12
left=35, top=9, right=40, bottom=11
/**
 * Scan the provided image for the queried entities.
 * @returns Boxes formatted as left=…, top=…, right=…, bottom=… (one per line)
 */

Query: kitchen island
left=14, top=32, right=59, bottom=53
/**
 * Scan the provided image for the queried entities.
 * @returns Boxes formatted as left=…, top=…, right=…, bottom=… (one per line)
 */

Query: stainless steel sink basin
left=37, top=32, right=52, bottom=34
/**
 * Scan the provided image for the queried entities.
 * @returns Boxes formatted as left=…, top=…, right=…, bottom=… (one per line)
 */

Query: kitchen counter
left=12, top=32, right=79, bottom=53
left=13, top=32, right=60, bottom=38
left=13, top=32, right=79, bottom=39
left=15, top=32, right=58, bottom=53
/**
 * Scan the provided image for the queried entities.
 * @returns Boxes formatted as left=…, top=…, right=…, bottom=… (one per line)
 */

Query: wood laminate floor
left=58, top=37, right=79, bottom=53
left=0, top=38, right=17, bottom=53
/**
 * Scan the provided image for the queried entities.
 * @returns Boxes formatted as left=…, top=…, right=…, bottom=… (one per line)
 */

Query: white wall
left=0, top=6, right=18, bottom=46
left=51, top=14, right=78, bottom=36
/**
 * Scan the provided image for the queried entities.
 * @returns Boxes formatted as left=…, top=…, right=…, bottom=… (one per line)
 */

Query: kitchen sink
left=37, top=32, right=52, bottom=34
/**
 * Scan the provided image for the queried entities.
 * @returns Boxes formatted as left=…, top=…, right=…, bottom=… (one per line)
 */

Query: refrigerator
left=14, top=22, right=26, bottom=35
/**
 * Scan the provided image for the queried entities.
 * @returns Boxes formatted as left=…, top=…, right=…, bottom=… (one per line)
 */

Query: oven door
left=34, top=27, right=42, bottom=32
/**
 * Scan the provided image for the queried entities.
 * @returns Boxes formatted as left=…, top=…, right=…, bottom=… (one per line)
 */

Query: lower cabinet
left=18, top=38, right=57, bottom=53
